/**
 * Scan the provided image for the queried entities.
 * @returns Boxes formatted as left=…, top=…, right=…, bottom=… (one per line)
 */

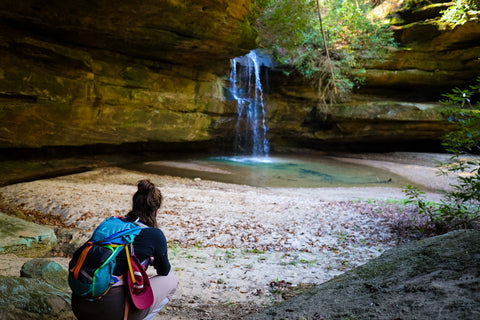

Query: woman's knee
left=150, top=272, right=178, bottom=300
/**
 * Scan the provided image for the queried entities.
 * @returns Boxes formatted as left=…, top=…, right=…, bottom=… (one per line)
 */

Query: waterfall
left=229, top=50, right=270, bottom=157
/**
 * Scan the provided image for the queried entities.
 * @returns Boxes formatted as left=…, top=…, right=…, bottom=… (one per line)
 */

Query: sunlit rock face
left=359, top=0, right=480, bottom=99
left=0, top=0, right=256, bottom=148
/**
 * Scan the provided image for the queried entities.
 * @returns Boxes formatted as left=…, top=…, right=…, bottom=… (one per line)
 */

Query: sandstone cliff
left=362, top=0, right=480, bottom=99
left=262, top=0, right=479, bottom=151
left=0, top=0, right=255, bottom=149
left=0, top=0, right=478, bottom=152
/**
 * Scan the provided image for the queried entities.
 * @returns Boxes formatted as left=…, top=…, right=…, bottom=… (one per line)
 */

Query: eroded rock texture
left=362, top=0, right=480, bottom=98
left=0, top=0, right=256, bottom=148
left=0, top=0, right=478, bottom=151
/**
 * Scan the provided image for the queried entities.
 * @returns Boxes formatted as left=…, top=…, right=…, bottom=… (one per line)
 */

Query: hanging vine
left=316, top=0, right=337, bottom=95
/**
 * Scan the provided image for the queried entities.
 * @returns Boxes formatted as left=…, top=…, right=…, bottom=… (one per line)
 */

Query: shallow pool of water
left=126, top=154, right=413, bottom=188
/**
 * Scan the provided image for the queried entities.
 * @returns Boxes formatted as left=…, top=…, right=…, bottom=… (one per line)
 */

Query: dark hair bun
left=137, top=179, right=155, bottom=194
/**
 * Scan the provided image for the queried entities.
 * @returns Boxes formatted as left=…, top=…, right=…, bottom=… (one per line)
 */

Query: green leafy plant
left=404, top=182, right=480, bottom=232
left=441, top=77, right=480, bottom=154
left=441, top=0, right=479, bottom=25
left=404, top=77, right=480, bottom=233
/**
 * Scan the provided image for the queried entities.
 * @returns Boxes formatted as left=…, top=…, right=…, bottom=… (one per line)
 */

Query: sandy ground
left=0, top=152, right=470, bottom=319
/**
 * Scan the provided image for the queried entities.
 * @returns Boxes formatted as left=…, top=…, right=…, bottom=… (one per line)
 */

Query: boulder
left=21, top=259, right=69, bottom=291
left=0, top=212, right=57, bottom=257
left=248, top=229, right=480, bottom=319
left=0, top=259, right=72, bottom=320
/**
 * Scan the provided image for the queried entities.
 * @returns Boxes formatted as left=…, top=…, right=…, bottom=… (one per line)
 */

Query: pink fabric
left=129, top=272, right=178, bottom=320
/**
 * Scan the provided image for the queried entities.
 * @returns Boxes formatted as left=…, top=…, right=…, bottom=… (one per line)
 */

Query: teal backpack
left=68, top=217, right=143, bottom=300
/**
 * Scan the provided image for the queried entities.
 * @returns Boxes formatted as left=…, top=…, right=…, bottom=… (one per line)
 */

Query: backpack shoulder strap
left=70, top=241, right=93, bottom=279
left=133, top=220, right=150, bottom=229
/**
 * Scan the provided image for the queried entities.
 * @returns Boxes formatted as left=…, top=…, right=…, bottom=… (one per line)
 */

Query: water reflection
left=207, top=156, right=400, bottom=188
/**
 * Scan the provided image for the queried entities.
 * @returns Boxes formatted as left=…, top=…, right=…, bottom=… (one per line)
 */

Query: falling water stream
left=229, top=50, right=269, bottom=158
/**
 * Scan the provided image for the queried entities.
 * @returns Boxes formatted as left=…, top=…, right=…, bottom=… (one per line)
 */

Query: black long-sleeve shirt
left=113, top=227, right=171, bottom=276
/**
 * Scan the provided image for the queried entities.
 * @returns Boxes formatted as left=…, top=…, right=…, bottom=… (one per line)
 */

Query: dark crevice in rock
left=0, top=92, right=38, bottom=102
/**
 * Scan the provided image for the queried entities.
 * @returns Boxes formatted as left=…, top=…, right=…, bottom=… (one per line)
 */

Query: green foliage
left=404, top=77, right=480, bottom=233
left=440, top=0, right=479, bottom=25
left=404, top=180, right=480, bottom=232
left=441, top=77, right=480, bottom=154
left=253, top=0, right=395, bottom=98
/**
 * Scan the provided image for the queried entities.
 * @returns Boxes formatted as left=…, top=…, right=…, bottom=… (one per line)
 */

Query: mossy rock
left=0, top=213, right=56, bottom=257
left=0, top=275, right=72, bottom=320
left=249, top=230, right=480, bottom=320
left=21, top=259, right=69, bottom=291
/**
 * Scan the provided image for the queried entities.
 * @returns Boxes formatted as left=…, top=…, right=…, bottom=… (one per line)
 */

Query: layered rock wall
left=262, top=0, right=478, bottom=150
left=361, top=0, right=480, bottom=99
left=264, top=76, right=452, bottom=151
left=0, top=0, right=477, bottom=152
left=0, top=0, right=255, bottom=149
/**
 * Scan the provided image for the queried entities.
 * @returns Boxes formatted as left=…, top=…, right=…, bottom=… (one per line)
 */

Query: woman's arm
left=148, top=228, right=171, bottom=275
